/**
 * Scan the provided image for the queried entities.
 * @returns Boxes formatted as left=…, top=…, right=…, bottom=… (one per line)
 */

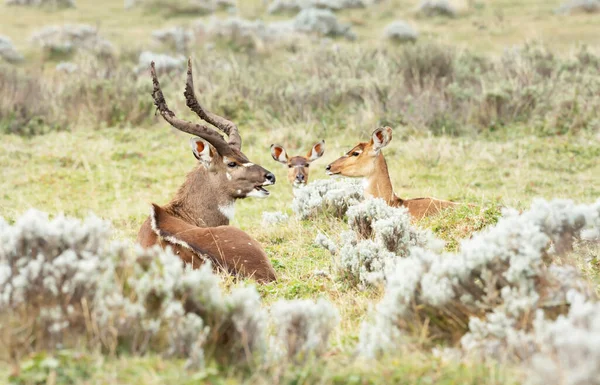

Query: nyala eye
left=305, top=164, right=310, bottom=168
left=288, top=165, right=293, bottom=168
left=352, top=152, right=360, bottom=157
left=227, top=162, right=237, bottom=168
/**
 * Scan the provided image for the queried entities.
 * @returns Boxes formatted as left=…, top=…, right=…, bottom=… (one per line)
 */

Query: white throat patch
left=219, top=203, right=236, bottom=221
left=362, top=178, right=370, bottom=190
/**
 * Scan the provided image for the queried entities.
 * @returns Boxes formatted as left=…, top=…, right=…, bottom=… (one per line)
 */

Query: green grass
left=2, top=126, right=597, bottom=236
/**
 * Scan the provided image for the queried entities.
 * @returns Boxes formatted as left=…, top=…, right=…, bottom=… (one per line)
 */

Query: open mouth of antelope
left=325, top=170, right=340, bottom=176
left=254, top=185, right=270, bottom=196
left=253, top=179, right=275, bottom=196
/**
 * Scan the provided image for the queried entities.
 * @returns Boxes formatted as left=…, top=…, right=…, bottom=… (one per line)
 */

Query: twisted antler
left=150, top=61, right=233, bottom=156
left=183, top=58, right=242, bottom=150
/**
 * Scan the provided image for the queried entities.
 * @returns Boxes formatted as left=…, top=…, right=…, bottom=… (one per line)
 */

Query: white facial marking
left=219, top=203, right=236, bottom=221
left=237, top=189, right=242, bottom=195
left=242, top=162, right=254, bottom=168
left=223, top=157, right=236, bottom=166
left=293, top=180, right=306, bottom=188
left=226, top=172, right=232, bottom=180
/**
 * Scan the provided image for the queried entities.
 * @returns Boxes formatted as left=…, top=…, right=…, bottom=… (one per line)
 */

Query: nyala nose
left=265, top=172, right=276, bottom=184
left=326, top=165, right=331, bottom=171
left=296, top=174, right=305, bottom=181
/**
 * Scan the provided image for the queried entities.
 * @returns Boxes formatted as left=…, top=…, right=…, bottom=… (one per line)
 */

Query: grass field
left=1, top=0, right=599, bottom=384
left=1, top=126, right=599, bottom=237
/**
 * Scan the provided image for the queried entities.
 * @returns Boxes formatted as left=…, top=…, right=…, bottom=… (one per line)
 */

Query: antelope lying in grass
left=325, top=126, right=458, bottom=220
left=137, top=59, right=277, bottom=283
left=270, top=140, right=325, bottom=186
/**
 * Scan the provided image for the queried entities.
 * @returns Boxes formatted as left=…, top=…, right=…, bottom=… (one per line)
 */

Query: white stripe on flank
left=149, top=205, right=206, bottom=262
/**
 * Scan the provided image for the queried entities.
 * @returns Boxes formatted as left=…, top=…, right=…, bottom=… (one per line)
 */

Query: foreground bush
left=358, top=198, right=600, bottom=361
left=529, top=291, right=600, bottom=385
left=316, top=198, right=443, bottom=288
left=0, top=210, right=338, bottom=369
left=1, top=194, right=598, bottom=382
left=270, top=298, right=339, bottom=362
left=0, top=210, right=115, bottom=359
left=292, top=178, right=363, bottom=219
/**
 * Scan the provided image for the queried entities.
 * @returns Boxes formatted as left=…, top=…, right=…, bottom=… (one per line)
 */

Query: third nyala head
left=270, top=140, right=325, bottom=187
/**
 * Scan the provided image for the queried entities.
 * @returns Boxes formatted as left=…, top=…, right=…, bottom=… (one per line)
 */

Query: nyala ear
left=371, top=126, right=393, bottom=153
left=270, top=144, right=289, bottom=165
left=306, top=140, right=325, bottom=162
left=190, top=137, right=213, bottom=165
